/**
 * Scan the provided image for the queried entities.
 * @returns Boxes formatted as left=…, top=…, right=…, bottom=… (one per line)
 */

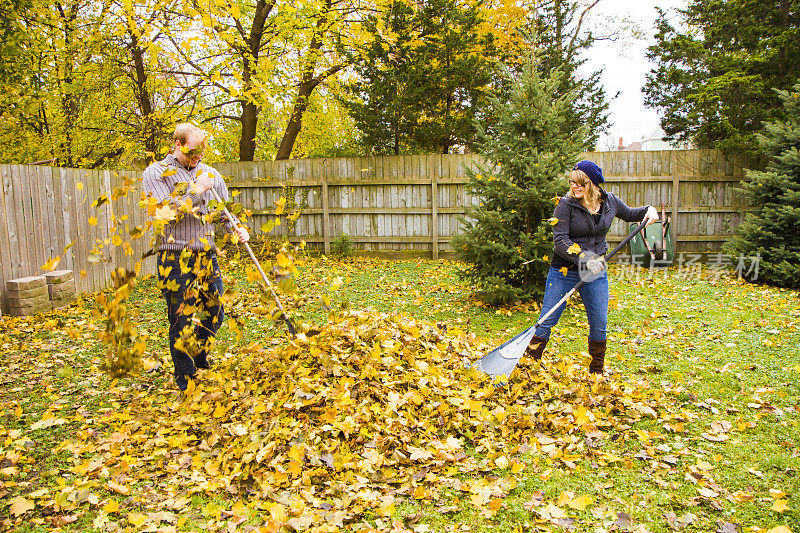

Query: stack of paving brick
left=6, top=276, right=52, bottom=316
left=46, top=270, right=76, bottom=309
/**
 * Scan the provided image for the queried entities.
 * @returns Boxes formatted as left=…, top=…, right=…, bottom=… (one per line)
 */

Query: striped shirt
left=142, top=154, right=240, bottom=252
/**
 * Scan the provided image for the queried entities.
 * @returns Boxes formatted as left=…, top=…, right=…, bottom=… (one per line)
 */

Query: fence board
left=28, top=166, right=46, bottom=273
left=9, top=166, right=30, bottom=278
left=44, top=167, right=60, bottom=265
left=71, top=169, right=89, bottom=292
left=0, top=168, right=13, bottom=312
left=58, top=167, right=75, bottom=273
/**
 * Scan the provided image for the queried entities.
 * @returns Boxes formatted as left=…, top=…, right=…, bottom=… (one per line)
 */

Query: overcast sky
left=582, top=0, right=688, bottom=151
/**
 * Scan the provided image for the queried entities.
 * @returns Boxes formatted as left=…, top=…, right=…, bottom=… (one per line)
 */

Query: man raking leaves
left=142, top=123, right=251, bottom=391
left=473, top=160, right=659, bottom=379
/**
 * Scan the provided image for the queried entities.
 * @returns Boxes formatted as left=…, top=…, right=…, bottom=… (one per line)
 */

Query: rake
left=469, top=220, right=648, bottom=379
left=209, top=187, right=297, bottom=337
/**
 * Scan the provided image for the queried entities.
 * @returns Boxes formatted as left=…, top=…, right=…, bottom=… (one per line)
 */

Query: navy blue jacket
left=552, top=189, right=649, bottom=269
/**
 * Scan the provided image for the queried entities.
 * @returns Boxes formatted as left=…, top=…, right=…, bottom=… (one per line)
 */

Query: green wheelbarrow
left=629, top=204, right=674, bottom=268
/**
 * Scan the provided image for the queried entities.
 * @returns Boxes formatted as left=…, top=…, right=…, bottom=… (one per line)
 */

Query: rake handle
left=535, top=220, right=648, bottom=328
left=208, top=185, right=297, bottom=337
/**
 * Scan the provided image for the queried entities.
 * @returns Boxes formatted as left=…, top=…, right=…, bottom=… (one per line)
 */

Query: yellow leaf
left=103, top=500, right=120, bottom=514
left=163, top=169, right=177, bottom=177
left=76, top=181, right=84, bottom=191
left=9, top=496, right=34, bottom=517
left=127, top=512, right=148, bottom=527
left=412, top=485, right=429, bottom=500
left=276, top=253, right=292, bottom=269
left=88, top=216, right=98, bottom=226
left=274, top=197, right=286, bottom=216
left=269, top=503, right=287, bottom=522
left=573, top=405, right=592, bottom=426
left=557, top=491, right=573, bottom=506
left=566, top=243, right=582, bottom=255
left=231, top=501, right=247, bottom=515
left=543, top=503, right=566, bottom=518
left=107, top=480, right=129, bottom=494
left=559, top=267, right=568, bottom=276
left=40, top=256, right=60, bottom=271
left=470, top=493, right=487, bottom=507
left=697, top=486, right=718, bottom=498
left=489, top=498, right=503, bottom=511
left=154, top=204, right=176, bottom=222
left=548, top=217, right=559, bottom=225
left=569, top=495, right=593, bottom=511
left=771, top=499, right=789, bottom=513
left=202, top=502, right=222, bottom=519
left=767, top=527, right=792, bottom=533
left=288, top=445, right=304, bottom=462
left=409, top=447, right=433, bottom=461
left=261, top=219, right=278, bottom=234
left=510, top=461, right=525, bottom=474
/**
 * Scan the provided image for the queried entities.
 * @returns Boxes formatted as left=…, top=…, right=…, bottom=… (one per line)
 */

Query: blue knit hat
left=573, top=160, right=604, bottom=186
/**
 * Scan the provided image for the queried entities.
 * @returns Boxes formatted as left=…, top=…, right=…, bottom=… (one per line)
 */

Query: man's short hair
left=173, top=123, right=206, bottom=145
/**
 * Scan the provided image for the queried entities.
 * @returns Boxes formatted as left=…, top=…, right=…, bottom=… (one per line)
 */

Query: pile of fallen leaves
left=50, top=310, right=674, bottom=530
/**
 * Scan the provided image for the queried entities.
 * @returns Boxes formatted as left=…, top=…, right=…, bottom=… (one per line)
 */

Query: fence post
left=322, top=175, right=330, bottom=255
left=431, top=172, right=439, bottom=260
left=671, top=151, right=680, bottom=248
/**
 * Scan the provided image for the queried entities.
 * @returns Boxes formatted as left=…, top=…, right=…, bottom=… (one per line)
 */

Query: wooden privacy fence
left=215, top=149, right=751, bottom=257
left=0, top=166, right=155, bottom=314
left=0, top=150, right=750, bottom=313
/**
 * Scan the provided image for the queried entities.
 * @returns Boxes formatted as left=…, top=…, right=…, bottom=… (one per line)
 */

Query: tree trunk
left=442, top=90, right=453, bottom=154
left=274, top=66, right=343, bottom=160
left=235, top=0, right=275, bottom=161
left=239, top=100, right=260, bottom=161
left=274, top=0, right=343, bottom=160
left=128, top=32, right=158, bottom=154
left=57, top=2, right=79, bottom=167
left=275, top=81, right=317, bottom=160
left=392, top=104, right=400, bottom=155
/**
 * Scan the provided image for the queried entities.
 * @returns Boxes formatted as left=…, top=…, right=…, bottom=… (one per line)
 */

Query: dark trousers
left=157, top=251, right=224, bottom=390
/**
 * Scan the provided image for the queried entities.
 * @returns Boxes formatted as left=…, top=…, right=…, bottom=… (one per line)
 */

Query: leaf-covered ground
left=0, top=257, right=798, bottom=533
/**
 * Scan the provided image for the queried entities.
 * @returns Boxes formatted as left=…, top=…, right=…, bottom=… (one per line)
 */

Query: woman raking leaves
left=526, top=160, right=659, bottom=373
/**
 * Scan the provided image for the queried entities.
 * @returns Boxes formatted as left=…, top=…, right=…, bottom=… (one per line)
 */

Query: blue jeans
left=157, top=251, right=225, bottom=390
left=534, top=267, right=608, bottom=342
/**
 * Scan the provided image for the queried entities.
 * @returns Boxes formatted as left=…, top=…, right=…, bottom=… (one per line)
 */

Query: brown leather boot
left=588, top=339, right=607, bottom=374
left=525, top=335, right=548, bottom=361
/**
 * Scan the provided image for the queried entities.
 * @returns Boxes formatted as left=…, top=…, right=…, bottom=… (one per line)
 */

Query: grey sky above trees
left=584, top=0, right=686, bottom=151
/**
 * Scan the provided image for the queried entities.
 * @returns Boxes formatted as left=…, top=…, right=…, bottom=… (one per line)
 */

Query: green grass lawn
left=0, top=255, right=798, bottom=533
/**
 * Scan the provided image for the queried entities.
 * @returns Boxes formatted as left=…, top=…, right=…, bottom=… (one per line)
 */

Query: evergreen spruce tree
left=453, top=53, right=586, bottom=305
left=344, top=0, right=498, bottom=155
left=724, top=83, right=800, bottom=288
